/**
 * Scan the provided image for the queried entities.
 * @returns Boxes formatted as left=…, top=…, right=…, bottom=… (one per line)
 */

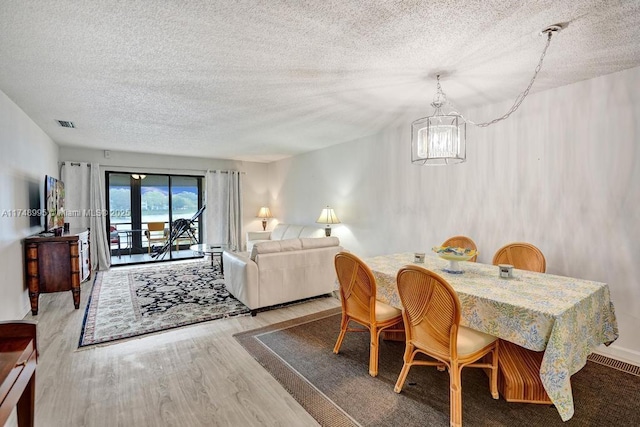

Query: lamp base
left=324, top=226, right=331, bottom=237
left=262, top=219, right=267, bottom=231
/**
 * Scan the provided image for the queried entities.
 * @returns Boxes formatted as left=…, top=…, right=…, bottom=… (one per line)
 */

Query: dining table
left=364, top=252, right=619, bottom=422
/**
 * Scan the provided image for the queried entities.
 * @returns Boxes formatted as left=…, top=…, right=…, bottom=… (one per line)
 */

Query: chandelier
left=411, top=24, right=562, bottom=165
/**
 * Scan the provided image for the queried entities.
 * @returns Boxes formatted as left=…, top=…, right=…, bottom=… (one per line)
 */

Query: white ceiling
left=1, top=1, right=639, bottom=163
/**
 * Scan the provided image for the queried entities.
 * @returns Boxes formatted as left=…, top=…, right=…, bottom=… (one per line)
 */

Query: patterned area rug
left=79, top=261, right=249, bottom=347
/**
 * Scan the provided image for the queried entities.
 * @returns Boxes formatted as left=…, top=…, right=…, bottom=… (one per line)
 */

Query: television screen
left=45, top=175, right=65, bottom=231
left=28, top=179, right=42, bottom=228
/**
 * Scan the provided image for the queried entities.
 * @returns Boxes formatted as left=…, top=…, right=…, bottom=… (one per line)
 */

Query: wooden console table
left=23, top=228, right=91, bottom=315
left=0, top=321, right=37, bottom=427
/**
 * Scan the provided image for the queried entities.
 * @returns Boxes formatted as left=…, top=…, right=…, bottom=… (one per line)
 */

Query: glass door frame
left=105, top=171, right=204, bottom=264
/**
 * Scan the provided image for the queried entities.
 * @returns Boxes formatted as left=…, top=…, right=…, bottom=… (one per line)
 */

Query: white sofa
left=223, top=236, right=342, bottom=315
left=246, top=223, right=325, bottom=252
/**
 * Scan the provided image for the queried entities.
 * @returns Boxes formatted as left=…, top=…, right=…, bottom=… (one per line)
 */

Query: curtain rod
left=61, top=162, right=90, bottom=166
left=60, top=162, right=245, bottom=174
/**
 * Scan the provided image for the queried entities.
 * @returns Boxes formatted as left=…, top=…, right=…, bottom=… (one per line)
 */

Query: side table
left=190, top=244, right=227, bottom=273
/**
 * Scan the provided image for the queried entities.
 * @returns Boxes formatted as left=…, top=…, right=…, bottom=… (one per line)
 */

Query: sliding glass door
left=106, top=172, right=204, bottom=265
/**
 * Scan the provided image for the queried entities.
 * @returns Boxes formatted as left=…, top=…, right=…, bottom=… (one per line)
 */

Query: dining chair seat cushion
left=375, top=300, right=402, bottom=322
left=457, top=326, right=498, bottom=356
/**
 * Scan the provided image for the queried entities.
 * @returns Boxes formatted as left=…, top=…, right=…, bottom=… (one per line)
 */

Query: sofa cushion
left=250, top=240, right=281, bottom=261
left=250, top=238, right=304, bottom=261
left=279, top=238, right=303, bottom=252
left=282, top=224, right=304, bottom=239
left=299, top=226, right=325, bottom=238
left=300, top=236, right=340, bottom=249
left=270, top=224, right=289, bottom=240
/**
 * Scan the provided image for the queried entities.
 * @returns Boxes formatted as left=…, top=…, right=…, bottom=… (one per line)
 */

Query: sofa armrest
left=223, top=251, right=260, bottom=310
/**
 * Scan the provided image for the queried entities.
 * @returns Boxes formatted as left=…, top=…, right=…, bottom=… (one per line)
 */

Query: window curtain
left=60, top=162, right=111, bottom=270
left=205, top=170, right=243, bottom=251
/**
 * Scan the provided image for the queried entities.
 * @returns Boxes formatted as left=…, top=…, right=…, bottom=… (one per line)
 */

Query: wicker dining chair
left=394, top=265, right=499, bottom=427
left=491, top=241, right=551, bottom=404
left=333, top=251, right=404, bottom=377
left=442, top=235, right=478, bottom=262
left=492, top=242, right=546, bottom=273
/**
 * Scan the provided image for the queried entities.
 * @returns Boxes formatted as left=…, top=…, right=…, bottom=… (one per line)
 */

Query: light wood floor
left=8, top=270, right=341, bottom=427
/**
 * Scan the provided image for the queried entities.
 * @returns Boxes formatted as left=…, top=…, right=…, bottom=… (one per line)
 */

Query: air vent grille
left=56, top=120, right=75, bottom=128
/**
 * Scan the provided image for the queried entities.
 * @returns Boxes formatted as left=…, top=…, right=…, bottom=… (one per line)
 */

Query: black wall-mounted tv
left=28, top=179, right=42, bottom=228
left=45, top=175, right=65, bottom=231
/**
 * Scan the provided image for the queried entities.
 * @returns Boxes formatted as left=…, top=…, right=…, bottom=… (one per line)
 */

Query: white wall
left=59, top=147, right=270, bottom=239
left=0, top=90, right=59, bottom=320
left=268, top=66, right=640, bottom=365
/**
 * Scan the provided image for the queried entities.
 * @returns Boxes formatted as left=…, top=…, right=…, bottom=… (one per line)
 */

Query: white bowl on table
left=432, top=246, right=478, bottom=274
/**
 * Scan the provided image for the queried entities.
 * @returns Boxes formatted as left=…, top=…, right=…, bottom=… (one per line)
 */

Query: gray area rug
left=79, top=261, right=249, bottom=347
left=234, top=308, right=640, bottom=427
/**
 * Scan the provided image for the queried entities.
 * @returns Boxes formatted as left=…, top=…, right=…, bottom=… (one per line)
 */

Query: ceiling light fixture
left=411, top=24, right=563, bottom=166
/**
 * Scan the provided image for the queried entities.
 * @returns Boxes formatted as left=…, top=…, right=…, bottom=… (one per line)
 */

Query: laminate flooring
left=9, top=270, right=340, bottom=427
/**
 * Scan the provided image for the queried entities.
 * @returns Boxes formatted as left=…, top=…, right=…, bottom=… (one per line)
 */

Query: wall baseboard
left=592, top=343, right=640, bottom=368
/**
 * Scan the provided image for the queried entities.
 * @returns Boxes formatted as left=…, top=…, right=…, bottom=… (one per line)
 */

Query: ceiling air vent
left=56, top=120, right=75, bottom=128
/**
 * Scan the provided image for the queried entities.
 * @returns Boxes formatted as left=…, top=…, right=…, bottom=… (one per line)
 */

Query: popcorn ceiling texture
left=0, top=0, right=638, bottom=162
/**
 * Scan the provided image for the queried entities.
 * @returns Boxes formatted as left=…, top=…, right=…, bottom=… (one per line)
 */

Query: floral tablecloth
left=364, top=252, right=619, bottom=422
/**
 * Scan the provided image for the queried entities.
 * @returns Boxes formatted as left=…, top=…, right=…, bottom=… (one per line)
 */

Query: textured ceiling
left=1, top=1, right=639, bottom=162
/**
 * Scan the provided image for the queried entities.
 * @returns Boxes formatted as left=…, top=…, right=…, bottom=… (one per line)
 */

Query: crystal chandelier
left=411, top=24, right=562, bottom=166
left=411, top=75, right=466, bottom=165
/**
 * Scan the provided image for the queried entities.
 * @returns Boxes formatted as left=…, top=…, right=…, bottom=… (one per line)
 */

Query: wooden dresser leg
left=28, top=292, right=38, bottom=316
left=72, top=288, right=81, bottom=309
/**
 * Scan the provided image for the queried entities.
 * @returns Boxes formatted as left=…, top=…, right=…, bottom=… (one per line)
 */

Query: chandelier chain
left=456, top=30, right=554, bottom=127
left=432, top=75, right=446, bottom=108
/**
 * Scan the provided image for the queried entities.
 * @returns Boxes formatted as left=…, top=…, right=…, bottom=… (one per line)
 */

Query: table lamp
left=316, top=206, right=340, bottom=236
left=257, top=207, right=272, bottom=231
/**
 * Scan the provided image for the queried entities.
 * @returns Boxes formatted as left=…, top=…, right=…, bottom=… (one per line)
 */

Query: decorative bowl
left=432, top=246, right=478, bottom=274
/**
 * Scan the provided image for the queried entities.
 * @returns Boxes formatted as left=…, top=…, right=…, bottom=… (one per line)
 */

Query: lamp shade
left=257, top=207, right=272, bottom=219
left=316, top=207, right=340, bottom=224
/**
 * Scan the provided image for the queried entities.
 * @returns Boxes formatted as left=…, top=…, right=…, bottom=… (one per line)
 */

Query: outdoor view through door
left=107, top=172, right=204, bottom=265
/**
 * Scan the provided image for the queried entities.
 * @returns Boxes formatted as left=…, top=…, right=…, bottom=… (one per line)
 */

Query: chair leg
left=394, top=343, right=415, bottom=393
left=369, top=325, right=379, bottom=377
left=450, top=363, right=463, bottom=427
left=333, top=314, right=349, bottom=354
left=490, top=342, right=499, bottom=399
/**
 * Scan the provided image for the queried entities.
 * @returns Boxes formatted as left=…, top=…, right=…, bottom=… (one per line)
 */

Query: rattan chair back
left=492, top=242, right=546, bottom=273
left=396, top=265, right=461, bottom=358
left=442, top=235, right=478, bottom=262
left=334, top=251, right=376, bottom=324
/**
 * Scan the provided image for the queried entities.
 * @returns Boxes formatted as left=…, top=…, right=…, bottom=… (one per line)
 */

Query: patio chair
left=109, top=225, right=121, bottom=258
left=145, top=222, right=168, bottom=254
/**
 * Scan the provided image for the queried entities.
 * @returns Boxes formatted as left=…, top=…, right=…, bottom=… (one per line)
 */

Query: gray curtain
left=205, top=170, right=243, bottom=251
left=60, top=162, right=111, bottom=270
